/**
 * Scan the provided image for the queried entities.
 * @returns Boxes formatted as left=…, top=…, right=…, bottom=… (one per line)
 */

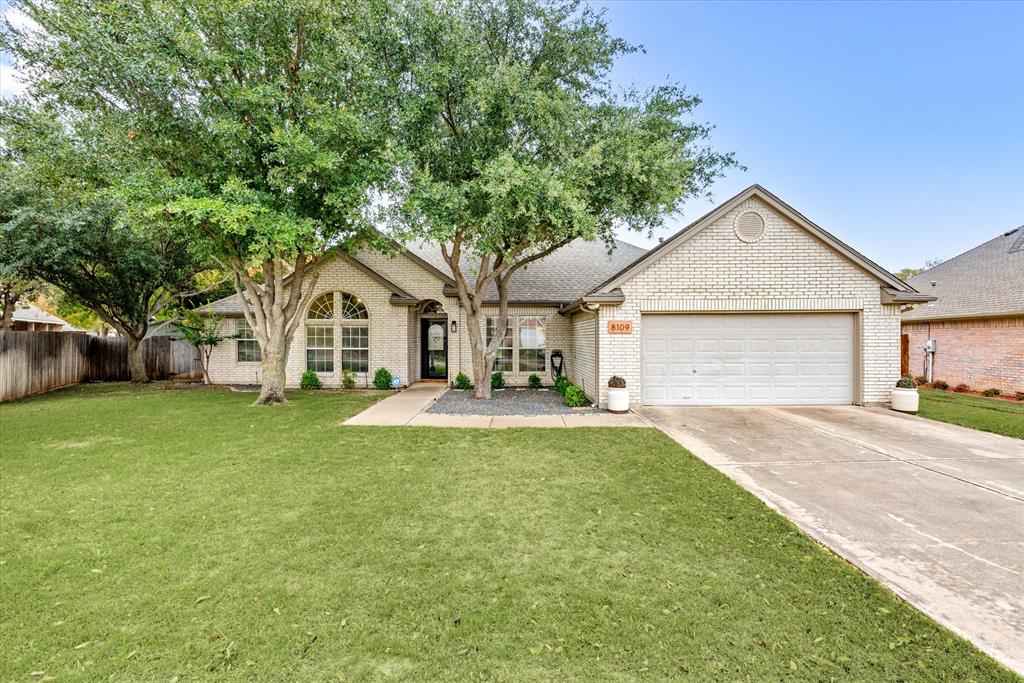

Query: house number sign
left=607, top=320, right=633, bottom=334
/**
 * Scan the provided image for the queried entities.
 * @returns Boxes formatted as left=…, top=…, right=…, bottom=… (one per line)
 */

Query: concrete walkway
left=343, top=383, right=648, bottom=428
left=638, top=404, right=1024, bottom=675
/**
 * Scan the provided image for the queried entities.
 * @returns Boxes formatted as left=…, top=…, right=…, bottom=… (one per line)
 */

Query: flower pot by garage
left=891, top=387, right=919, bottom=414
left=607, top=387, right=630, bottom=414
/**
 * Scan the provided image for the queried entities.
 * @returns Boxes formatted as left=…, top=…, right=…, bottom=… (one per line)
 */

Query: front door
left=421, top=318, right=448, bottom=380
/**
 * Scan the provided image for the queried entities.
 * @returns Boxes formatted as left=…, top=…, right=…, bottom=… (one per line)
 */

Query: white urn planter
left=606, top=387, right=630, bottom=414
left=891, top=387, right=919, bottom=414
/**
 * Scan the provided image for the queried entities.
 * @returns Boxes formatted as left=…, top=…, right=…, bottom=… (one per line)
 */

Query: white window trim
left=235, top=319, right=260, bottom=364
left=482, top=315, right=547, bottom=375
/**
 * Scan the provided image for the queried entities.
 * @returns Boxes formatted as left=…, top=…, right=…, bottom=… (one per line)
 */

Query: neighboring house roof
left=11, top=304, right=76, bottom=329
left=405, top=237, right=647, bottom=303
left=586, top=184, right=919, bottom=296
left=902, top=227, right=1024, bottom=321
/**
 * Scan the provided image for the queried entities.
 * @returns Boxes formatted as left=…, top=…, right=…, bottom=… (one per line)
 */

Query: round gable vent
left=734, top=211, right=766, bottom=243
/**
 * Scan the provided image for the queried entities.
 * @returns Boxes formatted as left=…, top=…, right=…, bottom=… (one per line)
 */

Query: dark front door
left=421, top=318, right=448, bottom=380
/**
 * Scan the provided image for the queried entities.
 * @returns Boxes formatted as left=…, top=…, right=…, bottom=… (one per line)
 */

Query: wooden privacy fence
left=0, top=331, right=200, bottom=403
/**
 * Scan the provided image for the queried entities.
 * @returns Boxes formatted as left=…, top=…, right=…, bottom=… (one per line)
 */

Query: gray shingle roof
left=203, top=238, right=648, bottom=314
left=902, top=227, right=1024, bottom=321
left=405, top=238, right=647, bottom=302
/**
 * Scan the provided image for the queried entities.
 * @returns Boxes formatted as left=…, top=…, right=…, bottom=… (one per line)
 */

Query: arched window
left=339, top=293, right=368, bottom=320
left=308, top=293, right=334, bottom=320
left=305, top=292, right=369, bottom=375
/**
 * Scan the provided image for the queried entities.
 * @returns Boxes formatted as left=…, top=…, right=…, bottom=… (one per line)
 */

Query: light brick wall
left=205, top=249, right=573, bottom=389
left=903, top=317, right=1024, bottom=394
left=451, top=305, right=572, bottom=387
left=595, top=197, right=901, bottom=406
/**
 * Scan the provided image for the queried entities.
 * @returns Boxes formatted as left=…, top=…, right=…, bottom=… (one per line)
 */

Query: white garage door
left=641, top=313, right=855, bottom=405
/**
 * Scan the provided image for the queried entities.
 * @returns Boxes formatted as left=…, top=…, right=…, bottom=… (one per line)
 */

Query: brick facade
left=903, top=317, right=1024, bottom=394
left=206, top=194, right=905, bottom=405
left=206, top=249, right=569, bottom=389
left=594, top=197, right=902, bottom=407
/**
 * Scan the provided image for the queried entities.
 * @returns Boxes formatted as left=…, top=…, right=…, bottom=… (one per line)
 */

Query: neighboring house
left=902, top=228, right=1023, bottom=394
left=9, top=304, right=77, bottom=332
left=204, top=185, right=929, bottom=407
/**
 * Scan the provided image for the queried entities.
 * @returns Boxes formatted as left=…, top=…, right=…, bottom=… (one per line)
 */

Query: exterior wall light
left=450, top=320, right=457, bottom=333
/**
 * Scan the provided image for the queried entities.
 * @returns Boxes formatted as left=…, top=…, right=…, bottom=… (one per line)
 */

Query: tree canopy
left=2, top=0, right=398, bottom=402
left=388, top=0, right=737, bottom=396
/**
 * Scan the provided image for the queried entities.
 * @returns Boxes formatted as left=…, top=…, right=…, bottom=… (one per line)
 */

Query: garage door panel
left=642, top=313, right=854, bottom=406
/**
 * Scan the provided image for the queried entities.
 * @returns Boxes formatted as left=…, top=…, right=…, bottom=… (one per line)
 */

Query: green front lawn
left=918, top=388, right=1024, bottom=439
left=0, top=384, right=1014, bottom=681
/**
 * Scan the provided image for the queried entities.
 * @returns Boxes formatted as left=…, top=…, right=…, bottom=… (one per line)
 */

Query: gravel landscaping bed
left=427, top=388, right=602, bottom=415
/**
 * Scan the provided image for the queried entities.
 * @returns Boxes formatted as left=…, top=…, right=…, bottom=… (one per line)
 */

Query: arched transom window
left=305, top=292, right=369, bottom=374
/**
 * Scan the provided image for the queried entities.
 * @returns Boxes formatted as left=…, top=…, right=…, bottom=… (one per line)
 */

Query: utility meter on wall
left=923, top=339, right=937, bottom=353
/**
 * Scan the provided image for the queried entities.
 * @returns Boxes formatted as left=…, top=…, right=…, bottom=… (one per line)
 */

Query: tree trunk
left=255, top=333, right=288, bottom=405
left=465, top=306, right=495, bottom=399
left=126, top=336, right=149, bottom=383
left=199, top=346, right=213, bottom=385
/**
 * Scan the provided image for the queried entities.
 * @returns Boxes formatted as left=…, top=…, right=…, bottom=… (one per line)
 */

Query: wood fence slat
left=0, top=331, right=200, bottom=402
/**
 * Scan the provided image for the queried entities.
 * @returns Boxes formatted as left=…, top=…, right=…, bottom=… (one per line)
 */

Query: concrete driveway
left=638, top=405, right=1024, bottom=674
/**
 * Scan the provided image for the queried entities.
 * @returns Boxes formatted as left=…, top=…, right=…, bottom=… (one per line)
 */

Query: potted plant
left=891, top=375, right=919, bottom=414
left=607, top=376, right=629, bottom=414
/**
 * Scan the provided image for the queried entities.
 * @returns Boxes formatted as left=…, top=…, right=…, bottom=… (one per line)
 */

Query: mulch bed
left=427, top=388, right=602, bottom=416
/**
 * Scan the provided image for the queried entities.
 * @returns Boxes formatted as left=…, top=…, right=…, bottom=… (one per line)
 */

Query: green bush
left=491, top=372, right=505, bottom=390
left=373, top=368, right=393, bottom=390
left=931, top=380, right=949, bottom=390
left=527, top=374, right=542, bottom=389
left=342, top=369, right=356, bottom=390
left=564, top=384, right=586, bottom=408
left=895, top=375, right=916, bottom=389
left=608, top=375, right=626, bottom=388
left=953, top=383, right=970, bottom=393
left=299, top=370, right=323, bottom=390
left=554, top=376, right=569, bottom=395
left=981, top=387, right=1002, bottom=397
left=912, top=375, right=928, bottom=386
left=453, top=372, right=472, bottom=390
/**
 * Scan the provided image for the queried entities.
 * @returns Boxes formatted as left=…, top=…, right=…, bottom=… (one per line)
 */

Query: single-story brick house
left=205, top=185, right=931, bottom=407
left=902, top=227, right=1023, bottom=394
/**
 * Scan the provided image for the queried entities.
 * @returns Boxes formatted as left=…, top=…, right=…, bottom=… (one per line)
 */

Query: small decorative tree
left=173, top=311, right=228, bottom=385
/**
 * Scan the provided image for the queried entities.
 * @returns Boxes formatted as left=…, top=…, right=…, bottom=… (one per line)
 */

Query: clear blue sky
left=3, top=2, right=1022, bottom=271
left=597, top=0, right=1024, bottom=270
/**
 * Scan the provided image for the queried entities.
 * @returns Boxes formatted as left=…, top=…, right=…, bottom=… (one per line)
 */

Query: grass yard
left=918, top=388, right=1024, bottom=439
left=0, top=384, right=1016, bottom=681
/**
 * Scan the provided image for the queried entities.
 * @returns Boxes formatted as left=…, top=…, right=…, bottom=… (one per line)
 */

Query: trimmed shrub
left=912, top=375, right=928, bottom=386
left=608, top=375, right=626, bottom=389
left=491, top=372, right=505, bottom=390
left=453, top=372, right=472, bottom=390
left=554, top=375, right=569, bottom=395
left=527, top=374, right=542, bottom=389
left=931, top=380, right=949, bottom=390
left=342, top=369, right=356, bottom=390
left=564, top=384, right=586, bottom=408
left=373, top=367, right=393, bottom=390
left=300, top=370, right=323, bottom=390
left=895, top=375, right=916, bottom=389
left=953, top=383, right=970, bottom=393
left=981, top=388, right=1002, bottom=397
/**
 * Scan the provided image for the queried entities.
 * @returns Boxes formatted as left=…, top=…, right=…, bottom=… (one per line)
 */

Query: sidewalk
left=343, top=383, right=648, bottom=428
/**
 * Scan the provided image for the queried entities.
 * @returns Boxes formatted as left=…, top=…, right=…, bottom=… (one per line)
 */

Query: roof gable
left=589, top=184, right=915, bottom=295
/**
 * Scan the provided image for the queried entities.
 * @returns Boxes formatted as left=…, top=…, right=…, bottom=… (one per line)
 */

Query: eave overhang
left=881, top=287, right=938, bottom=305
left=558, top=290, right=626, bottom=316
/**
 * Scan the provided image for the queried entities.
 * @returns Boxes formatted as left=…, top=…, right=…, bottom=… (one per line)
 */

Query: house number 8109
left=607, top=320, right=633, bottom=334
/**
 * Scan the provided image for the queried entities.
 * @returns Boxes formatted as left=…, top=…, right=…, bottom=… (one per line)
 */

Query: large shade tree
left=0, top=124, right=211, bottom=381
left=2, top=0, right=395, bottom=404
left=390, top=0, right=738, bottom=398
